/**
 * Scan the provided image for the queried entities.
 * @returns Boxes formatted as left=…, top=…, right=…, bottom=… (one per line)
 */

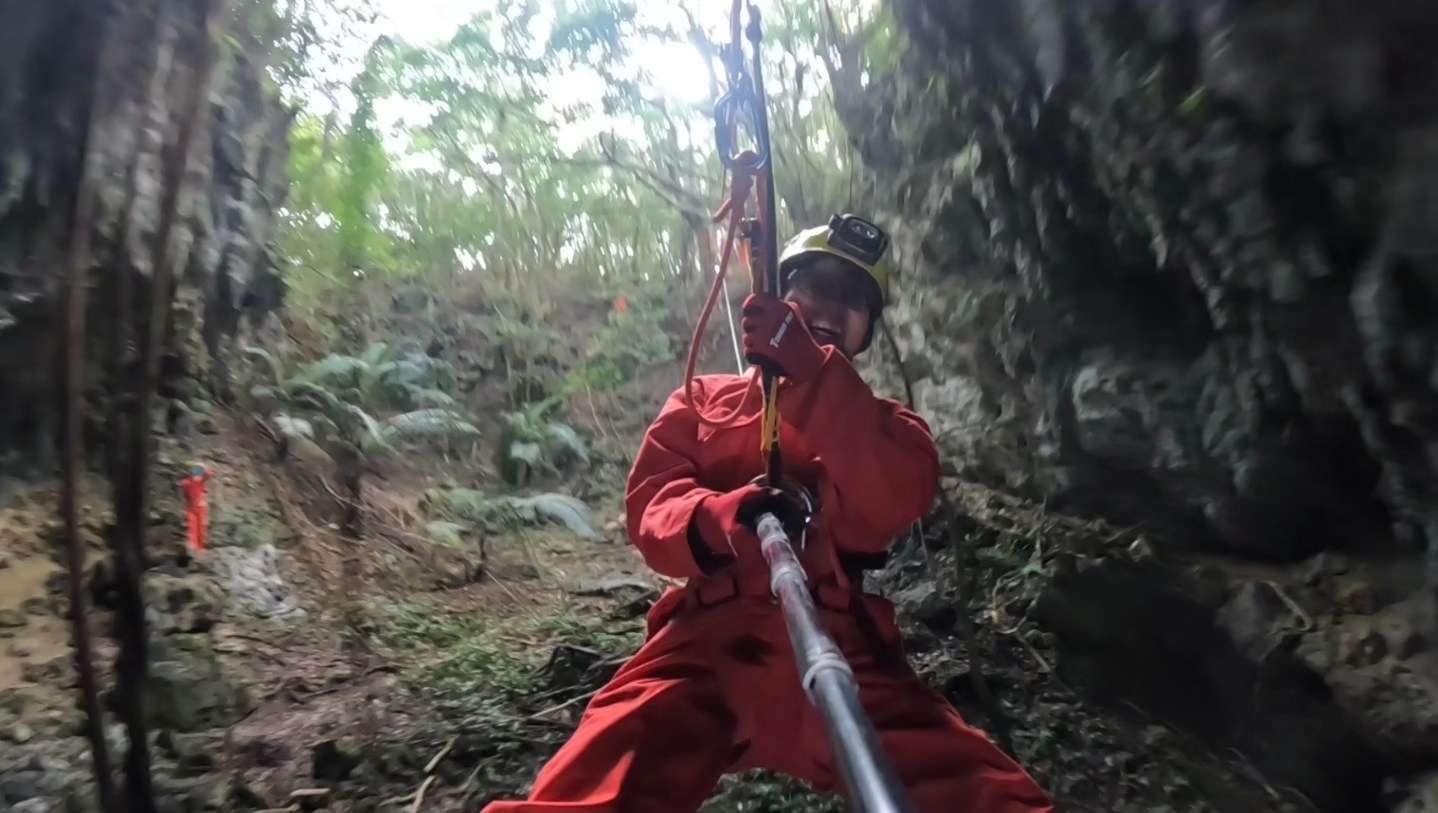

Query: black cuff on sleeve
left=687, top=520, right=735, bottom=574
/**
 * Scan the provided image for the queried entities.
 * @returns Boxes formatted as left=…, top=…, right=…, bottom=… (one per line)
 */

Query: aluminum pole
left=757, top=513, right=916, bottom=813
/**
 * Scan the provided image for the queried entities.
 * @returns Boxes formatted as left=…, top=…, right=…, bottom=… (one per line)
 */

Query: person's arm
left=624, top=385, right=743, bottom=579
left=788, top=348, right=940, bottom=555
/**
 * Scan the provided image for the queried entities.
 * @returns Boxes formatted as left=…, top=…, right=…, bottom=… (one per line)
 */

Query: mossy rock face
left=143, top=645, right=254, bottom=732
left=145, top=573, right=223, bottom=635
left=209, top=494, right=287, bottom=551
left=20, top=656, right=73, bottom=688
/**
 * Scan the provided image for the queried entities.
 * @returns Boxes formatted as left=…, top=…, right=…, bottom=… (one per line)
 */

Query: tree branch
left=595, top=135, right=708, bottom=218
left=678, top=1, right=722, bottom=104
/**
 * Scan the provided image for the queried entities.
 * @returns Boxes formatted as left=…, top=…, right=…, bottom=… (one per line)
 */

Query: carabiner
left=712, top=2, right=774, bottom=173
left=713, top=83, right=772, bottom=174
left=713, top=82, right=751, bottom=170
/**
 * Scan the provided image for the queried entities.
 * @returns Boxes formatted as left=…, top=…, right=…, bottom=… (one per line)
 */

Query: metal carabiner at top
left=714, top=84, right=759, bottom=171
left=713, top=77, right=770, bottom=172
left=712, top=3, right=772, bottom=173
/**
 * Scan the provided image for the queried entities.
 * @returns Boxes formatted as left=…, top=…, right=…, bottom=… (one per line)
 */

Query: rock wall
left=845, top=0, right=1438, bottom=809
left=859, top=0, right=1438, bottom=565
left=0, top=0, right=289, bottom=471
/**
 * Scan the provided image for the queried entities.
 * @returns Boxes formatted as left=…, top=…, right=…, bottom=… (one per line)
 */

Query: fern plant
left=422, top=488, right=599, bottom=539
left=242, top=344, right=479, bottom=463
left=293, top=341, right=457, bottom=412
left=497, top=396, right=590, bottom=487
left=246, top=342, right=456, bottom=411
left=352, top=407, right=481, bottom=455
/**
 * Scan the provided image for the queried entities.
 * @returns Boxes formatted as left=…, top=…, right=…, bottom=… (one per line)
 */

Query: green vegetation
left=241, top=338, right=481, bottom=539
left=376, top=598, right=645, bottom=752
left=237, top=2, right=909, bottom=559
left=421, top=488, right=600, bottom=539
left=498, top=397, right=590, bottom=487
left=703, top=773, right=842, bottom=813
left=260, top=0, right=901, bottom=414
left=376, top=599, right=838, bottom=811
left=243, top=341, right=480, bottom=460
left=246, top=341, right=461, bottom=413
left=379, top=603, right=540, bottom=734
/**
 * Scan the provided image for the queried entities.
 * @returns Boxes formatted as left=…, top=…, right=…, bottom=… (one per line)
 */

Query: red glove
left=741, top=294, right=825, bottom=384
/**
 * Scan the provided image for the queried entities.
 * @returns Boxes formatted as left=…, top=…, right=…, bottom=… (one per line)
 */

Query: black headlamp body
left=826, top=213, right=889, bottom=266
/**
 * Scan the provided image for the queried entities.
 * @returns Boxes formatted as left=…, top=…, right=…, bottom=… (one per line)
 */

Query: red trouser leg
left=481, top=620, right=737, bottom=813
left=856, top=664, right=1055, bottom=813
left=186, top=509, right=206, bottom=552
left=824, top=599, right=1054, bottom=813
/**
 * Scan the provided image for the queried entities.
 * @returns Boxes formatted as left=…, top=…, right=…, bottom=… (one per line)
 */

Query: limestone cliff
left=0, top=0, right=289, bottom=471
left=849, top=1, right=1438, bottom=809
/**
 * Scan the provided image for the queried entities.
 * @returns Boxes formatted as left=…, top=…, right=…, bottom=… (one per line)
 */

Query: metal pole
left=757, top=514, right=916, bottom=813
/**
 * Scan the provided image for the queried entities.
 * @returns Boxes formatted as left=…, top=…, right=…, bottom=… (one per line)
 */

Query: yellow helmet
left=778, top=214, right=892, bottom=312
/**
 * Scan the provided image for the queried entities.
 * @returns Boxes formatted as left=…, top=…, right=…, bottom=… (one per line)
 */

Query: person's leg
left=859, top=667, right=1054, bottom=812
left=816, top=598, right=1054, bottom=813
left=195, top=506, right=208, bottom=551
left=185, top=509, right=202, bottom=552
left=481, top=623, right=737, bottom=813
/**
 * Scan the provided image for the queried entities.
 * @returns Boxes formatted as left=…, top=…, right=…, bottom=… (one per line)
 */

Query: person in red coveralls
left=482, top=216, right=1054, bottom=813
left=181, top=463, right=212, bottom=553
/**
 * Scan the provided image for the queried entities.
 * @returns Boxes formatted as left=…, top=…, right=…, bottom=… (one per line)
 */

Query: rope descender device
left=683, top=0, right=785, bottom=485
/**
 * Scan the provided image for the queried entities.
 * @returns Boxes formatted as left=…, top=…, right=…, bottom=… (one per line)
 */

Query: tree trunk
left=62, top=7, right=118, bottom=803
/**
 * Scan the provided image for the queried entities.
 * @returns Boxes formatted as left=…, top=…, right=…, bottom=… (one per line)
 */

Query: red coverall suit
left=482, top=349, right=1053, bottom=813
left=181, top=468, right=211, bottom=553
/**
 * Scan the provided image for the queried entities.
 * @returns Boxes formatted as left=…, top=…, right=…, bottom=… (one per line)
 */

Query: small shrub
left=497, top=397, right=589, bottom=487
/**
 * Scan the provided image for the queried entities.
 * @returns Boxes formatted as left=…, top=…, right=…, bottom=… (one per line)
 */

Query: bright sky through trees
left=311, top=0, right=737, bottom=116
left=288, top=0, right=731, bottom=173
left=275, top=0, right=894, bottom=329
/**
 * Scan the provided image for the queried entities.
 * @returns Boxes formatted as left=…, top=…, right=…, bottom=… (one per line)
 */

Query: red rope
left=683, top=152, right=763, bottom=428
left=681, top=0, right=779, bottom=431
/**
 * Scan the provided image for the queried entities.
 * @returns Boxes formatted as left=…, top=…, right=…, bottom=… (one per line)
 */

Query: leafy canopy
left=273, top=0, right=900, bottom=335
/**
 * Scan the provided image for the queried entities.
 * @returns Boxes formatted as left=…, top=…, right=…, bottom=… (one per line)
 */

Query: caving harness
left=679, top=3, right=916, bottom=811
